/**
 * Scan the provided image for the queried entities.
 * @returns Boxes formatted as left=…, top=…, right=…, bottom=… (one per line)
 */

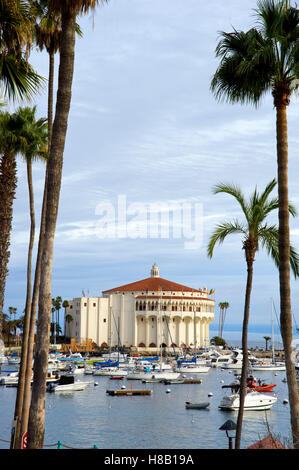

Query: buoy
left=166, top=389, right=171, bottom=393
left=94, top=382, right=98, bottom=386
left=208, top=392, right=213, bottom=397
left=220, top=380, right=224, bottom=383
left=121, top=385, right=126, bottom=389
left=283, top=399, right=289, bottom=404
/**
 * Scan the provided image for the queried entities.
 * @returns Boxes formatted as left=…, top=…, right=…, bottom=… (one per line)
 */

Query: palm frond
left=207, top=221, right=247, bottom=258
left=258, top=223, right=299, bottom=278
left=212, top=182, right=250, bottom=222
left=0, top=53, right=45, bottom=102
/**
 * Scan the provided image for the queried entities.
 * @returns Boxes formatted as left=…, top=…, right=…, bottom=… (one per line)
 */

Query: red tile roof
left=247, top=435, right=287, bottom=449
left=102, top=277, right=202, bottom=294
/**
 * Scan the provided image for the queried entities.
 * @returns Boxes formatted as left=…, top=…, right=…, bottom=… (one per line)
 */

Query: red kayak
left=109, top=376, right=124, bottom=380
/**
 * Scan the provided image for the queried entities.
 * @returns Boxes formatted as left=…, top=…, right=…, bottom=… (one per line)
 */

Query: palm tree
left=264, top=336, right=271, bottom=351
left=62, top=300, right=69, bottom=337
left=218, top=301, right=230, bottom=338
left=0, top=113, right=23, bottom=342
left=210, top=0, right=299, bottom=447
left=65, top=313, right=73, bottom=340
left=207, top=179, right=299, bottom=449
left=27, top=0, right=110, bottom=449
left=8, top=106, right=48, bottom=449
left=0, top=0, right=44, bottom=101
left=0, top=0, right=44, bottom=346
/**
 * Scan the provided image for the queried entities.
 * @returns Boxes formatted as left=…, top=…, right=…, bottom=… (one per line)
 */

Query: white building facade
left=65, top=265, right=215, bottom=350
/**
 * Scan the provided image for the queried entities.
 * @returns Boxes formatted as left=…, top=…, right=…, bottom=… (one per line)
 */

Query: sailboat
left=251, top=298, right=286, bottom=372
left=127, top=289, right=181, bottom=381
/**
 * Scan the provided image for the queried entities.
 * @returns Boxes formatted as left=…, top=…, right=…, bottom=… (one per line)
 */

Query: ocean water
left=0, top=366, right=293, bottom=450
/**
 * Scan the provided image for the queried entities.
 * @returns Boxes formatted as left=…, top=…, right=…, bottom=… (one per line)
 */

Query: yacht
left=47, top=375, right=90, bottom=392
left=219, top=390, right=278, bottom=411
left=211, top=355, right=234, bottom=368
left=221, top=349, right=258, bottom=370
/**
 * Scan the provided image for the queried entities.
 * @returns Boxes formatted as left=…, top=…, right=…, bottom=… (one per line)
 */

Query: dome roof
left=102, top=276, right=200, bottom=294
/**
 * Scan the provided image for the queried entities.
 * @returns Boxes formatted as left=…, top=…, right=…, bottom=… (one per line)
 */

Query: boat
left=219, top=390, right=278, bottom=411
left=211, top=356, right=234, bottom=368
left=84, top=364, right=95, bottom=375
left=251, top=298, right=286, bottom=372
left=0, top=371, right=19, bottom=385
left=7, top=355, right=21, bottom=365
left=93, top=367, right=128, bottom=377
left=175, top=365, right=210, bottom=373
left=221, top=349, right=258, bottom=370
left=222, top=375, right=276, bottom=393
left=109, top=375, right=124, bottom=380
left=126, top=371, right=181, bottom=381
left=185, top=401, right=210, bottom=409
left=161, top=378, right=185, bottom=384
left=251, top=361, right=286, bottom=371
left=142, top=377, right=164, bottom=383
left=46, top=375, right=90, bottom=392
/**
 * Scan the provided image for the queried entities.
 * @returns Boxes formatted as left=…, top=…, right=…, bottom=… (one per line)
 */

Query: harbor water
left=0, top=365, right=293, bottom=450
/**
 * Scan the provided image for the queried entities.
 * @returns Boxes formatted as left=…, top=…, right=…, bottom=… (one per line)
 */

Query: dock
left=106, top=389, right=152, bottom=396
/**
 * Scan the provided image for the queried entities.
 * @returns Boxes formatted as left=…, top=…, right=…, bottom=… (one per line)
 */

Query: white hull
left=175, top=366, right=210, bottom=373
left=219, top=391, right=277, bottom=411
left=51, top=381, right=90, bottom=392
left=251, top=365, right=286, bottom=371
left=127, top=371, right=181, bottom=381
left=93, top=368, right=128, bottom=376
left=221, top=363, right=243, bottom=369
left=0, top=372, right=19, bottom=385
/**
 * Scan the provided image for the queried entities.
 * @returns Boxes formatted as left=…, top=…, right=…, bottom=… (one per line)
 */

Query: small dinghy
left=185, top=401, right=210, bottom=409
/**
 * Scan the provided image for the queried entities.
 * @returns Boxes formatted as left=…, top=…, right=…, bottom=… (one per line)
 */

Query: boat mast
left=271, top=297, right=275, bottom=363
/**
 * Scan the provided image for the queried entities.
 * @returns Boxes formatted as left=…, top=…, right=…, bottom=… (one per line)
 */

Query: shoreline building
left=65, top=265, right=215, bottom=351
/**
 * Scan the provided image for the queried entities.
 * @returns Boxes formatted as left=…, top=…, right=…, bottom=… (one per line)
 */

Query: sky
left=3, top=0, right=299, bottom=337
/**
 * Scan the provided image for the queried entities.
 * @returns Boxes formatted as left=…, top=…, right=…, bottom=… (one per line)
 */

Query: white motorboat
left=48, top=358, right=66, bottom=370
left=0, top=371, right=19, bottom=385
left=0, top=355, right=8, bottom=365
left=210, top=354, right=234, bottom=368
left=219, top=390, right=278, bottom=411
left=7, top=356, right=21, bottom=365
left=221, top=349, right=258, bottom=370
left=47, top=375, right=90, bottom=392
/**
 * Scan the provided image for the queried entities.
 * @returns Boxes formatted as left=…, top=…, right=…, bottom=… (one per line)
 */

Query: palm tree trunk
left=235, top=257, right=253, bottom=449
left=20, top=163, right=48, bottom=446
left=18, top=47, right=56, bottom=447
left=48, top=51, right=55, bottom=146
left=12, top=160, right=35, bottom=449
left=0, top=153, right=17, bottom=344
left=27, top=10, right=76, bottom=449
left=276, top=105, right=299, bottom=448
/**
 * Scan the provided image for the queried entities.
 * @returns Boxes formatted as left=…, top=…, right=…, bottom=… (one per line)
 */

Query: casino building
left=65, top=265, right=215, bottom=350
